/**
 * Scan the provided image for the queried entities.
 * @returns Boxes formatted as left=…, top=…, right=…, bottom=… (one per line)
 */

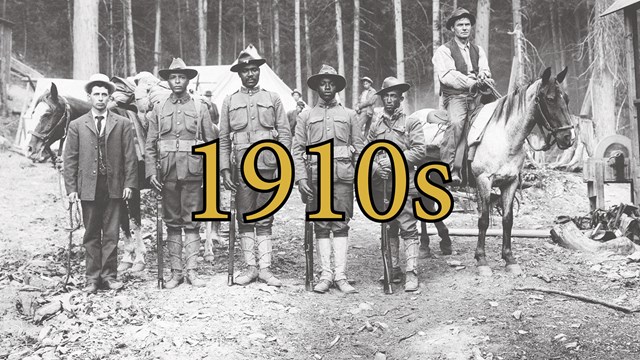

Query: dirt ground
left=1, top=149, right=640, bottom=360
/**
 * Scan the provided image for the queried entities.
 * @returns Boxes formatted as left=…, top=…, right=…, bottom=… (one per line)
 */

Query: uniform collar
left=381, top=108, right=404, bottom=126
left=240, top=86, right=261, bottom=95
left=169, top=92, right=192, bottom=104
left=317, top=98, right=338, bottom=108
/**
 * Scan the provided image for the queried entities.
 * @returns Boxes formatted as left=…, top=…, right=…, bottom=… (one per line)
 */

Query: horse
left=27, top=83, right=148, bottom=273
left=418, top=67, right=574, bottom=276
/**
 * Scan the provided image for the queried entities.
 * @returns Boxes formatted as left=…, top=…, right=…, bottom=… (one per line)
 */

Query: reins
left=526, top=84, right=574, bottom=152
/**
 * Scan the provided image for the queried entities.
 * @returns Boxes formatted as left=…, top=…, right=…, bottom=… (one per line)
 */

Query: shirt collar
left=92, top=109, right=107, bottom=119
left=240, top=86, right=261, bottom=95
left=318, top=97, right=338, bottom=108
left=169, top=92, right=191, bottom=104
left=381, top=108, right=404, bottom=125
left=454, top=37, right=470, bottom=50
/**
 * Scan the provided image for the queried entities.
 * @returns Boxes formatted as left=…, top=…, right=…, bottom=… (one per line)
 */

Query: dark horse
left=419, top=67, right=574, bottom=275
left=27, top=83, right=147, bottom=272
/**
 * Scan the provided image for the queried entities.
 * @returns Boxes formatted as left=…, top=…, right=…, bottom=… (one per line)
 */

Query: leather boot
left=165, top=270, right=184, bottom=289
left=186, top=270, right=206, bottom=287
left=333, top=237, right=356, bottom=293
left=313, top=279, right=332, bottom=293
left=404, top=271, right=419, bottom=292
left=257, top=235, right=281, bottom=287
left=235, top=265, right=258, bottom=286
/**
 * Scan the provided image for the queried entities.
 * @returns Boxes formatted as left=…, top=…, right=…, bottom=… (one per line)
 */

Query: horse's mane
left=490, top=80, right=538, bottom=125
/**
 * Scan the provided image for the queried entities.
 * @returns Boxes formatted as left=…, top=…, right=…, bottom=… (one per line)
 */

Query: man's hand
left=378, top=157, right=391, bottom=169
left=377, top=166, right=392, bottom=180
left=123, top=187, right=133, bottom=200
left=150, top=175, right=163, bottom=192
left=297, top=179, right=313, bottom=203
left=222, top=169, right=237, bottom=191
left=68, top=192, right=78, bottom=203
left=478, top=71, right=489, bottom=81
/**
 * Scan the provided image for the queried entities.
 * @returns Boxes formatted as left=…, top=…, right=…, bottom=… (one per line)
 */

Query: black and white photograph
left=1, top=0, right=640, bottom=359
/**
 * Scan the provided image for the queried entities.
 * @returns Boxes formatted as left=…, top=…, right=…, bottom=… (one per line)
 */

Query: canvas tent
left=189, top=44, right=297, bottom=113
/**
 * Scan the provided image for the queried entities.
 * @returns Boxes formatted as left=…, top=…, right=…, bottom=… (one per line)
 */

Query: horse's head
left=27, top=83, right=68, bottom=163
left=536, top=67, right=575, bottom=150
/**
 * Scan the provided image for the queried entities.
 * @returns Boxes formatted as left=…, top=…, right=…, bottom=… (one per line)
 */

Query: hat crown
left=167, top=57, right=189, bottom=70
left=88, top=73, right=111, bottom=84
left=381, top=76, right=401, bottom=89
left=317, top=64, right=339, bottom=76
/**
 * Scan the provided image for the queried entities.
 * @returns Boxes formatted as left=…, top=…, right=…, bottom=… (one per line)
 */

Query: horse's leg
left=435, top=221, right=452, bottom=255
left=501, top=180, right=522, bottom=275
left=118, top=200, right=134, bottom=272
left=419, top=222, right=432, bottom=259
left=475, top=175, right=493, bottom=276
left=129, top=190, right=146, bottom=272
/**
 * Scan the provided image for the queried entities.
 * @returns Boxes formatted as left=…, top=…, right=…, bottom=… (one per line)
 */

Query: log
left=514, top=286, right=638, bottom=314
left=550, top=221, right=640, bottom=255
left=423, top=228, right=550, bottom=238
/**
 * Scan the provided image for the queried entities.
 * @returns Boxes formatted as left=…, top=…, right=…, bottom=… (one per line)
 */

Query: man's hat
left=204, top=90, right=213, bottom=97
left=85, top=73, right=116, bottom=94
left=446, top=8, right=475, bottom=29
left=291, top=88, right=302, bottom=96
left=110, top=76, right=136, bottom=94
left=307, top=64, right=346, bottom=93
left=230, top=50, right=267, bottom=72
left=158, top=58, right=198, bottom=81
left=360, top=76, right=373, bottom=84
left=375, top=76, right=410, bottom=96
left=296, top=100, right=306, bottom=108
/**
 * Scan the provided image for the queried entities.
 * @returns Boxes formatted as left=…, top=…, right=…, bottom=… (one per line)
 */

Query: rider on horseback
left=432, top=8, right=494, bottom=185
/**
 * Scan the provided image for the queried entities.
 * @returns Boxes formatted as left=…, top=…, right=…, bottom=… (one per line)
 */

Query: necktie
left=96, top=116, right=104, bottom=134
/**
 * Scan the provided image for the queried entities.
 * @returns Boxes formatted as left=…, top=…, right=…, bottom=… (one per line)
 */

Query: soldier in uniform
left=144, top=58, right=218, bottom=289
left=432, top=8, right=492, bottom=185
left=293, top=65, right=364, bottom=294
left=220, top=50, right=292, bottom=287
left=355, top=76, right=378, bottom=137
left=367, top=77, right=426, bottom=292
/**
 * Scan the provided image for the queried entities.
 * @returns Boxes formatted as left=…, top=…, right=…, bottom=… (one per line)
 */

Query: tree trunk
left=550, top=0, right=561, bottom=75
left=218, top=0, right=222, bottom=64
left=475, top=0, right=490, bottom=55
left=394, top=0, right=404, bottom=82
left=178, top=0, right=184, bottom=59
left=273, top=0, right=280, bottom=74
left=108, top=0, right=114, bottom=76
left=335, top=0, right=345, bottom=102
left=153, top=0, right=162, bottom=76
left=256, top=0, right=264, bottom=54
left=73, top=0, right=99, bottom=79
left=242, top=0, right=246, bottom=48
left=303, top=0, right=313, bottom=106
left=198, top=0, right=207, bottom=65
left=352, top=0, right=360, bottom=108
left=123, top=0, right=136, bottom=76
left=590, top=0, right=617, bottom=141
left=511, top=0, right=525, bottom=87
left=295, top=0, right=302, bottom=92
left=432, top=0, right=440, bottom=102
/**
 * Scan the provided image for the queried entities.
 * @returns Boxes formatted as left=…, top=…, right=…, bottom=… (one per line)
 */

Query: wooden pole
left=624, top=8, right=640, bottom=205
left=303, top=0, right=312, bottom=106
left=124, top=0, right=136, bottom=75
left=352, top=0, right=360, bottom=109
left=198, top=0, right=207, bottom=65
left=423, top=228, right=550, bottom=238
left=335, top=0, right=345, bottom=102
left=295, top=0, right=302, bottom=92
left=393, top=0, right=404, bottom=82
left=0, top=19, right=13, bottom=116
left=218, top=0, right=222, bottom=65
left=153, top=0, right=161, bottom=76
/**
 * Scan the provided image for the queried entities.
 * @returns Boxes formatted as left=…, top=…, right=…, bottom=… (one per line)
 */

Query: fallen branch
left=514, top=286, right=638, bottom=314
left=424, top=228, right=550, bottom=238
left=398, top=331, right=417, bottom=343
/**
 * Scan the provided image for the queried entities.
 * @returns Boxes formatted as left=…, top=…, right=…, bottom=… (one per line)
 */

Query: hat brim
left=360, top=77, right=373, bottom=84
left=446, top=13, right=476, bottom=29
left=230, top=59, right=267, bottom=73
left=375, top=83, right=411, bottom=96
left=85, top=80, right=116, bottom=94
left=158, top=68, right=199, bottom=81
left=307, top=74, right=347, bottom=93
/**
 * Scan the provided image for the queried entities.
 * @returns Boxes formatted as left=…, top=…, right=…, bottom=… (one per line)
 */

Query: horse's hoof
left=505, top=264, right=523, bottom=275
left=204, top=255, right=215, bottom=264
left=130, top=263, right=146, bottom=273
left=117, top=262, right=133, bottom=272
left=477, top=265, right=493, bottom=277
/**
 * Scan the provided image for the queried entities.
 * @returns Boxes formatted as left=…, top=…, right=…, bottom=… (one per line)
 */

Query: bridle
left=30, top=96, right=72, bottom=161
left=527, top=85, right=574, bottom=151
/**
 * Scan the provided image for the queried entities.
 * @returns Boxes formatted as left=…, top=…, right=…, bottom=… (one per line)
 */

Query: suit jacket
left=64, top=111, right=138, bottom=201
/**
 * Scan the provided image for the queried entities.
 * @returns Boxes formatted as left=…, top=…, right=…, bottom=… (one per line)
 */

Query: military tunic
left=145, top=93, right=218, bottom=230
left=367, top=108, right=426, bottom=272
left=219, top=86, right=291, bottom=235
left=293, top=98, right=364, bottom=237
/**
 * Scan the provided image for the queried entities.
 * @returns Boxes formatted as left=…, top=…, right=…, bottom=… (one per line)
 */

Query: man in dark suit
left=64, top=73, right=138, bottom=294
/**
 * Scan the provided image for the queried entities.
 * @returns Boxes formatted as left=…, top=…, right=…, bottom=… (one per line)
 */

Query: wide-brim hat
left=158, top=58, right=198, bottom=80
left=85, top=73, right=116, bottom=94
left=446, top=8, right=475, bottom=29
left=230, top=50, right=267, bottom=73
left=307, top=64, right=346, bottom=93
left=360, top=76, right=373, bottom=84
left=375, top=76, right=411, bottom=96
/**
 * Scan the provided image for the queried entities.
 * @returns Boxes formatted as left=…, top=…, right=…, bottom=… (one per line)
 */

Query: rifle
left=227, top=165, right=237, bottom=286
left=156, top=192, right=164, bottom=289
left=304, top=165, right=314, bottom=292
left=381, top=180, right=393, bottom=294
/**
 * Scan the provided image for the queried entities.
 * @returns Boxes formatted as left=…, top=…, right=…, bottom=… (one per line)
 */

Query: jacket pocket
left=187, top=154, right=203, bottom=176
left=159, top=108, right=173, bottom=135
left=333, top=116, right=351, bottom=143
left=334, top=159, right=354, bottom=182
left=307, top=116, right=324, bottom=143
left=256, top=101, right=275, bottom=129
left=183, top=110, right=199, bottom=134
left=229, top=103, right=248, bottom=131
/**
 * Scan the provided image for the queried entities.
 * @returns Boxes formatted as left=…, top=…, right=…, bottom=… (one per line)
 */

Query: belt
left=232, top=130, right=278, bottom=146
left=158, top=139, right=201, bottom=152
